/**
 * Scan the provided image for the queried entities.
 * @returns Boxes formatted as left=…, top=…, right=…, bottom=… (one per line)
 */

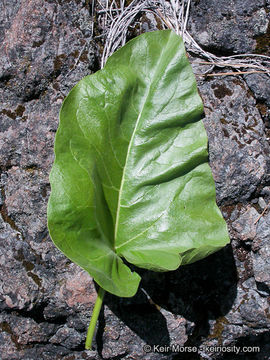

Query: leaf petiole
left=85, top=286, right=106, bottom=350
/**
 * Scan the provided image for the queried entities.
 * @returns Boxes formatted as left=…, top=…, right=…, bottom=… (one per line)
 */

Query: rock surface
left=189, top=0, right=269, bottom=55
left=0, top=0, right=270, bottom=359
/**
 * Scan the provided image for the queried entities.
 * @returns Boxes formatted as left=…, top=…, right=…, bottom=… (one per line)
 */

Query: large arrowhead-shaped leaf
left=48, top=30, right=229, bottom=297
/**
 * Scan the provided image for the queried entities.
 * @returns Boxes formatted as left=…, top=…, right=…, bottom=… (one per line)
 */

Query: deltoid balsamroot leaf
left=48, top=30, right=230, bottom=297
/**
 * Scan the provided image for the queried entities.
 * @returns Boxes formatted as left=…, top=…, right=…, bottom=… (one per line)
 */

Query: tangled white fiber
left=93, top=0, right=270, bottom=77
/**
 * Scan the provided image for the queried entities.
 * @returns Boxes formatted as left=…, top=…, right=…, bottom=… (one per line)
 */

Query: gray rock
left=244, top=73, right=270, bottom=107
left=49, top=325, right=84, bottom=349
left=224, top=277, right=270, bottom=329
left=253, top=244, right=270, bottom=290
left=252, top=210, right=270, bottom=250
left=189, top=0, right=269, bottom=54
left=258, top=197, right=267, bottom=210
left=252, top=212, right=270, bottom=291
left=0, top=216, right=40, bottom=311
left=231, top=206, right=259, bottom=242
left=198, top=77, right=269, bottom=204
left=261, top=186, right=270, bottom=197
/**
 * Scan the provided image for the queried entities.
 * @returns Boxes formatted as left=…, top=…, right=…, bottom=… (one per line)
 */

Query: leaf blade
left=47, top=77, right=141, bottom=297
left=48, top=30, right=230, bottom=297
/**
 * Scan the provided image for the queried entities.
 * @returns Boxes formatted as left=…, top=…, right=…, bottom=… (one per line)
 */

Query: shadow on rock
left=102, top=285, right=171, bottom=348
left=103, top=244, right=237, bottom=355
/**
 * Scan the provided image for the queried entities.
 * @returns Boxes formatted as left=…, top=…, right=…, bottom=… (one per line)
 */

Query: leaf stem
left=85, top=286, right=106, bottom=350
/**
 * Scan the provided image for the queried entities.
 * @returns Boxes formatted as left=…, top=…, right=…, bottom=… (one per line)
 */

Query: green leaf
left=47, top=30, right=230, bottom=298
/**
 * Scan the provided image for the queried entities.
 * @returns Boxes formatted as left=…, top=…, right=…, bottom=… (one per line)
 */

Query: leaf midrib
left=114, top=32, right=175, bottom=250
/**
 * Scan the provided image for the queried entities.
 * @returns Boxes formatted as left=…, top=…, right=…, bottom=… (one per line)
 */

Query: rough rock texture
left=199, top=77, right=269, bottom=204
left=0, top=0, right=270, bottom=359
left=189, top=0, right=269, bottom=55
